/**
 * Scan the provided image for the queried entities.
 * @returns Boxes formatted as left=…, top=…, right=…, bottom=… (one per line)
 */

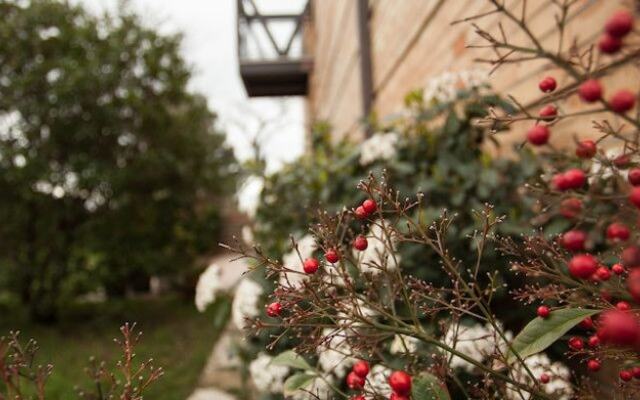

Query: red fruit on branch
left=622, top=246, right=640, bottom=267
left=620, top=370, right=633, bottom=382
left=568, top=254, right=598, bottom=279
left=609, top=90, right=636, bottom=113
left=388, top=371, right=412, bottom=395
left=598, top=33, right=622, bottom=54
left=390, top=394, right=409, bottom=400
left=587, top=359, right=601, bottom=372
left=575, top=140, right=597, bottom=159
left=629, top=187, right=640, bottom=208
left=354, top=235, right=368, bottom=251
left=633, top=366, right=640, bottom=379
left=539, top=76, right=557, bottom=93
left=351, top=396, right=365, bottom=400
left=616, top=301, right=631, bottom=311
left=568, top=336, right=584, bottom=350
left=559, top=197, right=582, bottom=219
left=588, top=335, right=600, bottom=348
left=606, top=222, right=630, bottom=241
left=362, top=199, right=377, bottom=214
left=596, top=266, right=611, bottom=281
left=303, top=257, right=320, bottom=274
left=564, top=168, right=586, bottom=189
left=527, top=125, right=551, bottom=145
left=605, top=10, right=634, bottom=38
left=614, top=154, right=631, bottom=168
left=579, top=79, right=603, bottom=102
left=599, top=309, right=640, bottom=346
left=352, top=360, right=370, bottom=378
left=266, top=302, right=282, bottom=317
left=612, top=263, right=625, bottom=275
left=325, top=249, right=340, bottom=264
left=628, top=168, right=640, bottom=186
left=346, top=371, right=365, bottom=390
left=537, top=305, right=550, bottom=318
left=552, top=173, right=570, bottom=191
left=580, top=317, right=594, bottom=330
left=627, top=269, right=640, bottom=303
left=561, top=229, right=587, bottom=252
left=539, top=373, right=550, bottom=384
left=539, top=105, right=558, bottom=119
left=355, top=206, right=368, bottom=219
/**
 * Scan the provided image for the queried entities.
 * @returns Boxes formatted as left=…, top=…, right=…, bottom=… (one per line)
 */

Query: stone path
left=187, top=252, right=248, bottom=400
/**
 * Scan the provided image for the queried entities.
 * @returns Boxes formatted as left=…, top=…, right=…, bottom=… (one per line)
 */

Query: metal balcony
left=237, top=0, right=312, bottom=97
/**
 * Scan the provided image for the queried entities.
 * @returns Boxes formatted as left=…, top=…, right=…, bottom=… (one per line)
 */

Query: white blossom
left=241, top=225, right=254, bottom=245
left=443, top=322, right=512, bottom=372
left=280, top=234, right=317, bottom=288
left=505, top=353, right=573, bottom=400
left=355, top=220, right=400, bottom=275
left=365, top=364, right=392, bottom=397
left=194, top=263, right=223, bottom=312
left=359, top=132, right=399, bottom=165
left=231, top=277, right=263, bottom=329
left=317, top=329, right=354, bottom=378
left=249, top=352, right=290, bottom=393
left=423, top=68, right=489, bottom=104
left=238, top=176, right=264, bottom=218
left=290, top=375, right=334, bottom=400
left=390, top=334, right=419, bottom=354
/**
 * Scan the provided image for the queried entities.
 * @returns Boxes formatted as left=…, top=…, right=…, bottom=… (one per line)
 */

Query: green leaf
left=270, top=350, right=312, bottom=371
left=283, top=372, right=316, bottom=395
left=412, top=372, right=450, bottom=400
left=507, top=308, right=600, bottom=364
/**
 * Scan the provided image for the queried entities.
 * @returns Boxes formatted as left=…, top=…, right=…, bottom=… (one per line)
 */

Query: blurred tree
left=0, top=0, right=238, bottom=321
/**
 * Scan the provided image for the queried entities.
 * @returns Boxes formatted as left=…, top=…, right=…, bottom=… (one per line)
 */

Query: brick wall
left=306, top=0, right=639, bottom=152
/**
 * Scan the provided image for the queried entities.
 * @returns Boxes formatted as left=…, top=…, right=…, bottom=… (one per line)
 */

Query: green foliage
left=0, top=0, right=238, bottom=321
left=412, top=372, right=451, bottom=400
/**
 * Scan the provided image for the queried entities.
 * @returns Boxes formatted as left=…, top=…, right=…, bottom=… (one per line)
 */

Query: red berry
left=620, top=370, right=633, bottom=382
left=539, top=373, right=550, bottom=384
left=612, top=263, right=625, bottom=275
left=552, top=173, right=570, bottom=191
left=588, top=335, right=600, bottom=348
left=390, top=394, right=409, bottom=400
left=561, top=230, right=587, bottom=252
left=616, top=301, right=631, bottom=311
left=580, top=316, right=594, bottom=330
left=632, top=366, right=640, bottom=379
left=628, top=168, right=640, bottom=186
left=622, top=245, right=640, bottom=267
left=362, top=199, right=377, bottom=214
left=579, top=79, right=603, bottom=102
left=537, top=305, right=550, bottom=318
left=596, top=266, right=612, bottom=281
left=575, top=140, right=597, bottom=159
left=346, top=371, right=365, bottom=390
left=587, top=359, right=601, bottom=372
left=614, top=154, right=632, bottom=168
left=388, top=371, right=412, bottom=395
left=355, top=206, right=368, bottom=219
left=568, top=254, right=598, bottom=279
left=303, top=257, right=320, bottom=274
left=352, top=360, right=370, bottom=378
left=351, top=396, right=365, bottom=400
left=598, top=33, right=622, bottom=54
left=605, top=10, right=634, bottom=38
left=539, top=105, right=558, bottom=119
left=564, top=168, right=586, bottom=189
left=266, top=302, right=282, bottom=317
left=606, top=222, right=630, bottom=241
left=325, top=249, right=340, bottom=264
left=539, top=76, right=557, bottom=93
left=629, top=187, right=640, bottom=208
left=599, top=309, right=640, bottom=346
left=627, top=269, right=640, bottom=303
left=560, top=197, right=582, bottom=219
left=527, top=125, right=551, bottom=146
left=568, top=336, right=584, bottom=351
left=354, top=235, right=368, bottom=251
left=601, top=289, right=612, bottom=302
left=609, top=90, right=636, bottom=113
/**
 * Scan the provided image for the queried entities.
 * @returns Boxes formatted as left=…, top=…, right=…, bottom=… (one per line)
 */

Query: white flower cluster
left=423, top=68, right=490, bottom=104
left=589, top=146, right=639, bottom=186
left=365, top=364, right=393, bottom=398
left=390, top=334, right=419, bottom=354
left=290, top=375, right=334, bottom=400
left=505, top=353, right=573, bottom=400
left=194, top=263, right=223, bottom=312
left=280, top=234, right=317, bottom=288
left=231, top=277, right=264, bottom=329
left=359, top=132, right=399, bottom=166
left=249, top=352, right=290, bottom=393
left=317, top=329, right=355, bottom=378
left=443, top=322, right=512, bottom=372
left=356, top=221, right=401, bottom=275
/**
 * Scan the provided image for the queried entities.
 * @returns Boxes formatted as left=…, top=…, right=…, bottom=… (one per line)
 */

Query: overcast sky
left=75, top=0, right=306, bottom=173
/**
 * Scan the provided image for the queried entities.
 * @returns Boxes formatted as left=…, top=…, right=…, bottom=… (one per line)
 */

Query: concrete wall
left=306, top=0, right=639, bottom=151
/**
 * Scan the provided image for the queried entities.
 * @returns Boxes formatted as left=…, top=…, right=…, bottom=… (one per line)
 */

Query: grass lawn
left=0, top=295, right=231, bottom=400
